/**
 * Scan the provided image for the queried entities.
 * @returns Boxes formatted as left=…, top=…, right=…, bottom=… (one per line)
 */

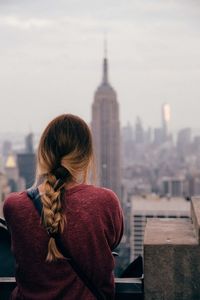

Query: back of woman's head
left=36, top=114, right=94, bottom=262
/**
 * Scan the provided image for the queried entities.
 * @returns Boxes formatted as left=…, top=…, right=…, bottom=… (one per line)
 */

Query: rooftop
left=144, top=197, right=200, bottom=300
left=144, top=218, right=197, bottom=245
left=131, top=195, right=190, bottom=214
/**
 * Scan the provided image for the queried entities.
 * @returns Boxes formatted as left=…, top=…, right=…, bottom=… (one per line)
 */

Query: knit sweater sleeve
left=3, top=193, right=15, bottom=227
left=101, top=188, right=124, bottom=251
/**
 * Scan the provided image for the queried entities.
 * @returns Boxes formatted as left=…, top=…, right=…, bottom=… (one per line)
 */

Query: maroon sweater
left=3, top=184, right=124, bottom=300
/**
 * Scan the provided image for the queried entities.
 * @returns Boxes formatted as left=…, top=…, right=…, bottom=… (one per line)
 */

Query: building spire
left=104, top=34, right=107, bottom=58
left=102, top=35, right=108, bottom=84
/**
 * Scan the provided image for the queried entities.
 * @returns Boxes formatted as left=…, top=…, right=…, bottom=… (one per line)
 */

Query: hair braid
left=36, top=114, right=94, bottom=262
left=41, top=173, right=66, bottom=262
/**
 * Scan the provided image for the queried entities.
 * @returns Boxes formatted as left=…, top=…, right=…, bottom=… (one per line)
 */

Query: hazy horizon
left=0, top=0, right=199, bottom=133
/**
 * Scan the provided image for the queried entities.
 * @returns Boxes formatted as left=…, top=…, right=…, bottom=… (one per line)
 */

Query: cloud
left=0, top=15, right=54, bottom=30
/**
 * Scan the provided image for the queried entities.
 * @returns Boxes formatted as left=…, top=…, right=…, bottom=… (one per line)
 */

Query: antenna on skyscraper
left=102, top=31, right=108, bottom=84
left=104, top=31, right=108, bottom=58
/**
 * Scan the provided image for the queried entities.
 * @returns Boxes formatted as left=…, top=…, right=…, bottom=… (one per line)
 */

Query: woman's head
left=36, top=114, right=94, bottom=262
left=37, top=114, right=93, bottom=183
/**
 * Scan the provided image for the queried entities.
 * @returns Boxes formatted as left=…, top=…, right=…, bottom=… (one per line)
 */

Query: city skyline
left=0, top=0, right=200, bottom=133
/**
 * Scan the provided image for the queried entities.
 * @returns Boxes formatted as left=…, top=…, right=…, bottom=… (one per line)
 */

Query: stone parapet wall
left=191, top=197, right=200, bottom=243
left=144, top=199, right=200, bottom=300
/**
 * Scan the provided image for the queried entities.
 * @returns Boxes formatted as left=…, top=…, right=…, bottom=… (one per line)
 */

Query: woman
left=3, top=114, right=124, bottom=300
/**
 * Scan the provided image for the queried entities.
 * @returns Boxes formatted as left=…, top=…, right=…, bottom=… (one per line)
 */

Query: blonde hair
left=36, top=114, right=94, bottom=262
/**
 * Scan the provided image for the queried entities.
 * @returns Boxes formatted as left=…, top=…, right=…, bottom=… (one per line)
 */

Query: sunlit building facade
left=162, top=103, right=171, bottom=139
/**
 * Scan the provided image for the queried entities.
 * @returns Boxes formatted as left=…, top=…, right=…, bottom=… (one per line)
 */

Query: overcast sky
left=0, top=0, right=199, bottom=134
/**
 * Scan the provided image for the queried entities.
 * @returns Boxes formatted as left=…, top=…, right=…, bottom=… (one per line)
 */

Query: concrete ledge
left=0, top=278, right=144, bottom=300
left=144, top=219, right=197, bottom=245
left=144, top=216, right=200, bottom=300
left=191, top=197, right=200, bottom=243
left=115, top=278, right=143, bottom=294
left=0, top=277, right=16, bottom=283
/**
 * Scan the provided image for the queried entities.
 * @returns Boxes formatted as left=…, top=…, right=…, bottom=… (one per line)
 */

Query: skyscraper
left=17, top=133, right=36, bottom=188
left=91, top=45, right=121, bottom=198
left=4, top=154, right=20, bottom=192
left=162, top=103, right=171, bottom=139
left=135, top=116, right=144, bottom=144
left=25, top=132, right=34, bottom=154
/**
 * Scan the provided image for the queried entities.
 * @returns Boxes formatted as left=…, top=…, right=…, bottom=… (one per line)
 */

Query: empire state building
left=91, top=49, right=121, bottom=198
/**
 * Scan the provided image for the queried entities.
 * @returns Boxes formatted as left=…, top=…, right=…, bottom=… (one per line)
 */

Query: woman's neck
left=64, top=181, right=81, bottom=190
left=38, top=180, right=82, bottom=194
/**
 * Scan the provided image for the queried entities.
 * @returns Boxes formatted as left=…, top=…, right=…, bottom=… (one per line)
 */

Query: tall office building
left=17, top=133, right=36, bottom=188
left=91, top=45, right=121, bottom=198
left=4, top=154, right=19, bottom=191
left=162, top=103, right=171, bottom=139
left=4, top=154, right=25, bottom=192
left=0, top=172, right=10, bottom=218
left=2, top=140, right=12, bottom=157
left=135, top=117, right=144, bottom=144
left=25, top=133, right=34, bottom=154
left=177, top=128, right=191, bottom=154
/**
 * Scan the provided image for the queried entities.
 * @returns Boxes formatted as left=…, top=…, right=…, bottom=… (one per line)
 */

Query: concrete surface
left=144, top=199, right=200, bottom=300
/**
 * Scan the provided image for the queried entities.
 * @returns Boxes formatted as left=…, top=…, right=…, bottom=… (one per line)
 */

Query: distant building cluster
left=0, top=133, right=36, bottom=217
left=120, top=102, right=200, bottom=266
left=122, top=110, right=200, bottom=199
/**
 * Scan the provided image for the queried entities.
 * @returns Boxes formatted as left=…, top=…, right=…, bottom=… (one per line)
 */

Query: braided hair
left=36, top=114, right=94, bottom=261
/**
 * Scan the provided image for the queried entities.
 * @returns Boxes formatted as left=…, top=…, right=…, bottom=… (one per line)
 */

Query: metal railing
left=0, top=277, right=143, bottom=300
